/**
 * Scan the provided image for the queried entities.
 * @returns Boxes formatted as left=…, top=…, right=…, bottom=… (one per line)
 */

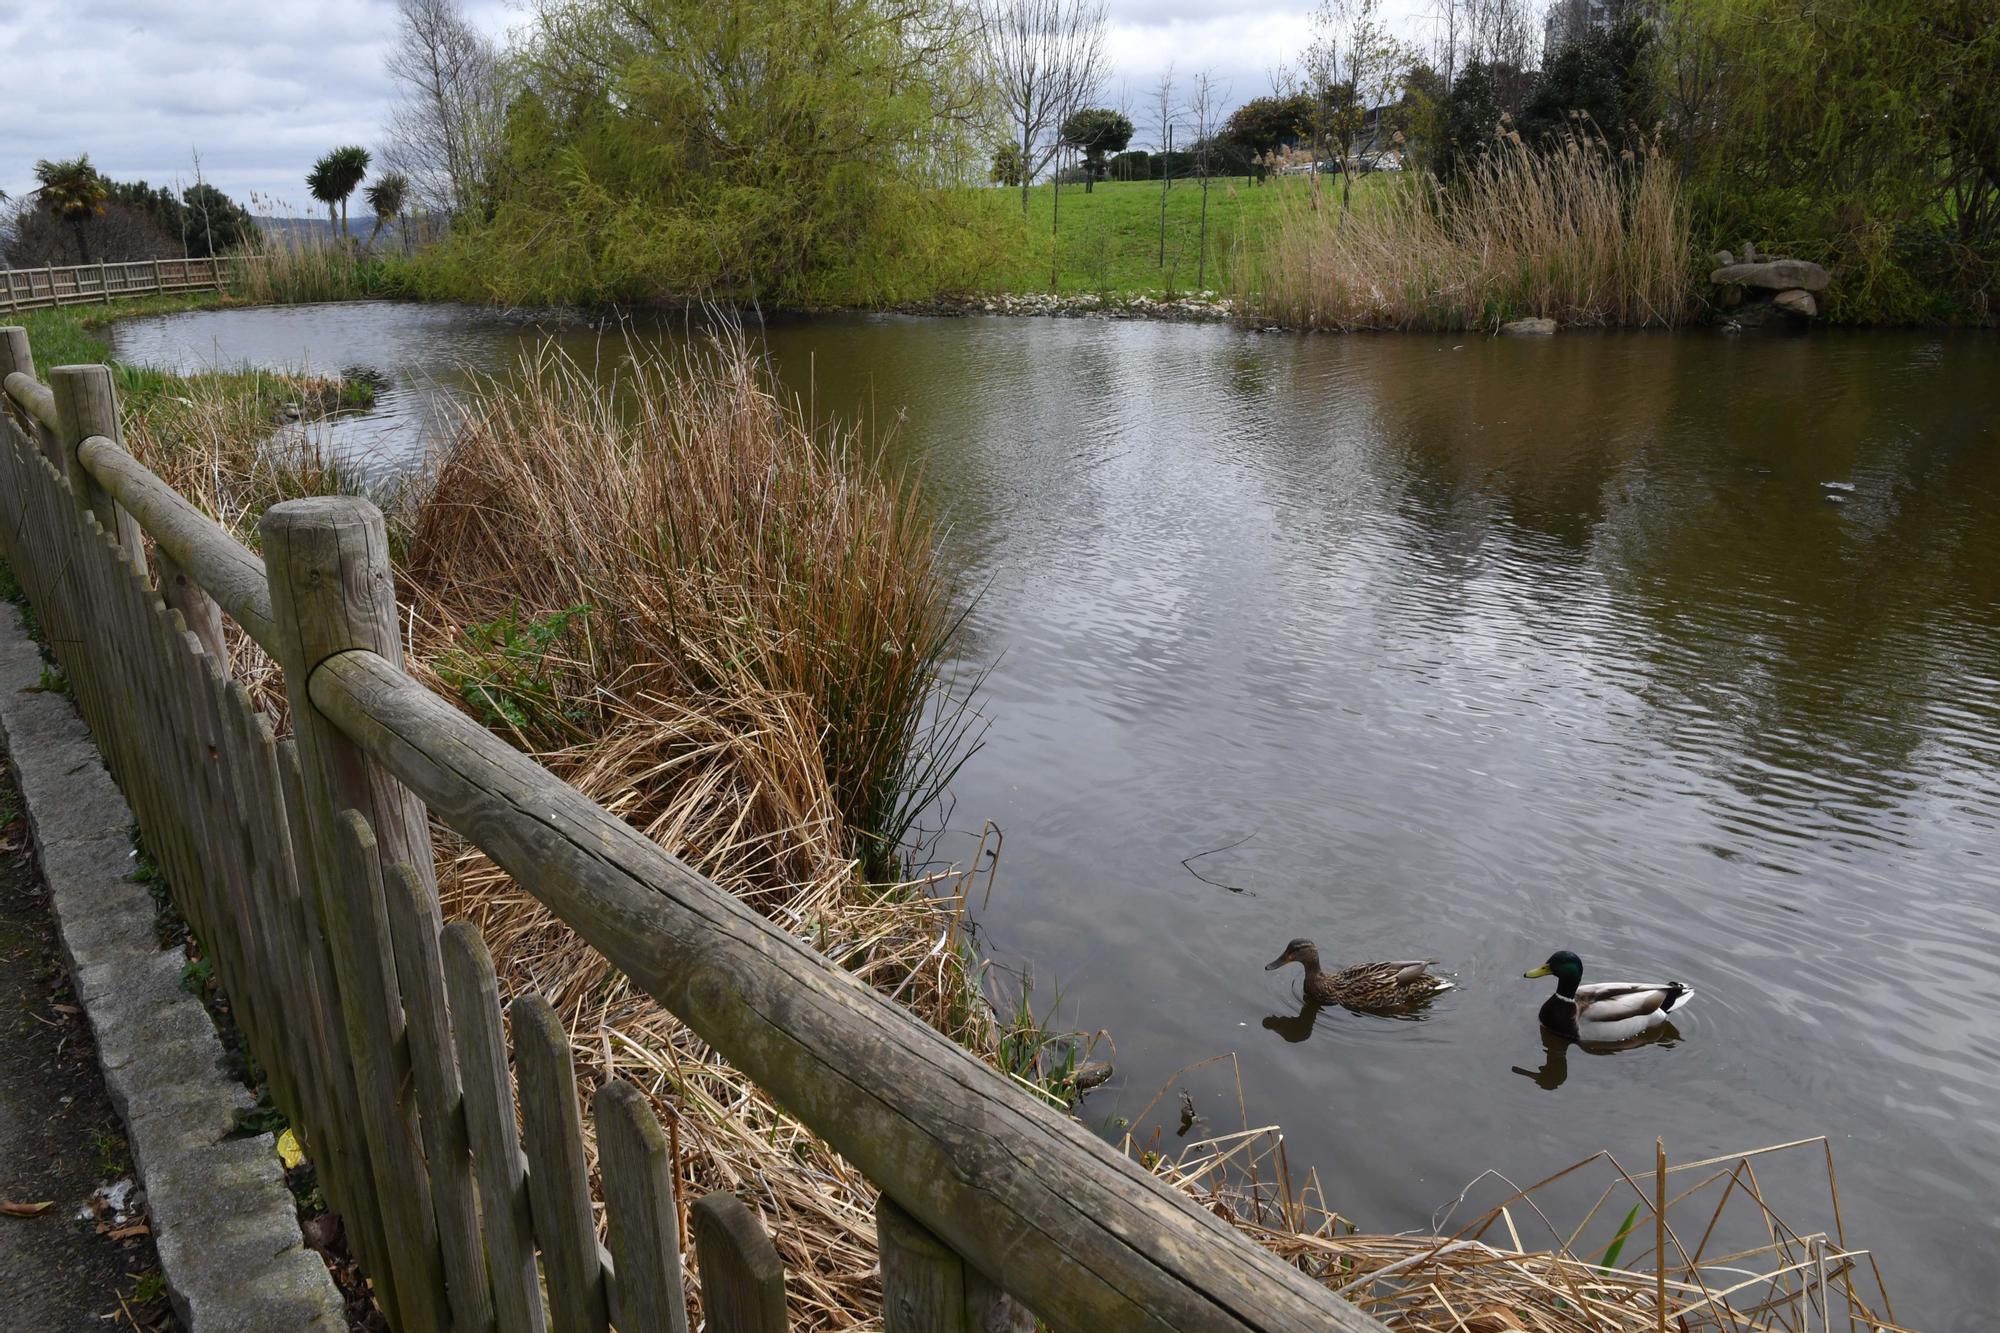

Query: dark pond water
left=115, top=302, right=2000, bottom=1327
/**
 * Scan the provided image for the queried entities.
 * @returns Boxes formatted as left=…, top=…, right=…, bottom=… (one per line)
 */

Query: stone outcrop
left=1710, top=258, right=1831, bottom=293
left=1772, top=288, right=1818, bottom=318
left=1710, top=245, right=1830, bottom=326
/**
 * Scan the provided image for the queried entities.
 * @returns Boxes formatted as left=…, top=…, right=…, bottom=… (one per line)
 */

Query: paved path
left=0, top=745, right=177, bottom=1330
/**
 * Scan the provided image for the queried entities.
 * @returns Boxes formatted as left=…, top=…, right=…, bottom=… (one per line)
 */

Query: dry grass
left=1250, top=127, right=1693, bottom=332
left=1155, top=1110, right=1907, bottom=1333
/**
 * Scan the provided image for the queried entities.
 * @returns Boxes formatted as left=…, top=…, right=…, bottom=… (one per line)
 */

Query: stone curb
left=0, top=601, right=345, bottom=1331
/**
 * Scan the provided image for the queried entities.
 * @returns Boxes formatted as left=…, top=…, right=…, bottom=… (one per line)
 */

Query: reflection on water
left=114, top=304, right=2000, bottom=1329
left=1510, top=1023, right=1683, bottom=1091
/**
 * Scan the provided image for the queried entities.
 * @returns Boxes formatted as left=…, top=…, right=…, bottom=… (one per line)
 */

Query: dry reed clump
left=1250, top=126, right=1692, bottom=332
left=399, top=336, right=975, bottom=880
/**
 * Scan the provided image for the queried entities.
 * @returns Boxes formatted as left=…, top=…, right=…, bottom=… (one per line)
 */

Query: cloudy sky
left=1, top=0, right=1435, bottom=211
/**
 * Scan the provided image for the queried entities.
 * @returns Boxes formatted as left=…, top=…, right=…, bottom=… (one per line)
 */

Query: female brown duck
left=1265, top=938, right=1451, bottom=1009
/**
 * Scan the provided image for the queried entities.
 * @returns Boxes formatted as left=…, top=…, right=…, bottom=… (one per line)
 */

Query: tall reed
left=1249, top=127, right=1693, bottom=331
left=232, top=231, right=387, bottom=304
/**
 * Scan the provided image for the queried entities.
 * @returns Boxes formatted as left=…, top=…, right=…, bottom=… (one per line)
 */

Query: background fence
left=0, top=324, right=1385, bottom=1332
left=0, top=256, right=246, bottom=312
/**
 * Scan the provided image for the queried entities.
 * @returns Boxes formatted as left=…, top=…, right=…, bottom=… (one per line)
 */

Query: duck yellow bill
left=1523, top=964, right=1552, bottom=978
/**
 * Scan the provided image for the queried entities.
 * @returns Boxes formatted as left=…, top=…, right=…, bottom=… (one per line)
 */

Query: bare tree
left=1188, top=69, right=1226, bottom=288
left=1153, top=62, right=1176, bottom=264
left=1306, top=0, right=1413, bottom=215
left=980, top=0, right=1109, bottom=215
left=384, top=0, right=502, bottom=217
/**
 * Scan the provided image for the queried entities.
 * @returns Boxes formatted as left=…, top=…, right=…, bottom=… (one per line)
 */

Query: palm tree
left=362, top=172, right=409, bottom=253
left=33, top=155, right=108, bottom=263
left=327, top=146, right=371, bottom=243
left=307, top=155, right=342, bottom=239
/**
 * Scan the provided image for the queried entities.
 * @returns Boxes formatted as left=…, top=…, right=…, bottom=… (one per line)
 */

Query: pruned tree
left=980, top=0, right=1109, bottom=214
left=1059, top=107, right=1133, bottom=191
left=384, top=0, right=502, bottom=216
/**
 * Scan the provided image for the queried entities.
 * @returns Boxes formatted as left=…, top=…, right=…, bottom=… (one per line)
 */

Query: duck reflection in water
left=1512, top=1022, right=1681, bottom=1090
left=1261, top=989, right=1447, bottom=1043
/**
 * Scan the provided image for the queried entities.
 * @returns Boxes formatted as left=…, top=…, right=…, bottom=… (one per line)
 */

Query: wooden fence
left=0, top=256, right=247, bottom=312
left=0, top=323, right=1387, bottom=1332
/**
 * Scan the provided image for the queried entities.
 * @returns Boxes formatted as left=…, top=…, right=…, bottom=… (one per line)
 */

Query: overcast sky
left=1, top=0, right=1435, bottom=211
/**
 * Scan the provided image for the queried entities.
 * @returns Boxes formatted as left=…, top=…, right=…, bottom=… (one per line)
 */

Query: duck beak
left=1523, top=964, right=1552, bottom=978
left=1265, top=954, right=1289, bottom=971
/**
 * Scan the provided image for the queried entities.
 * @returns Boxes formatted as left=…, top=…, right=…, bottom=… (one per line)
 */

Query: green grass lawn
left=972, top=173, right=1391, bottom=298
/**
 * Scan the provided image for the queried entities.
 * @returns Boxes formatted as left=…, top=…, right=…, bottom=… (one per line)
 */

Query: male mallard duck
left=1265, top=939, right=1450, bottom=1009
left=1523, top=950, right=1695, bottom=1043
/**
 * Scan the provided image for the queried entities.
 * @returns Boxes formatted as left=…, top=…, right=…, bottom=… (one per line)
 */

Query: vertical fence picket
left=439, top=924, right=547, bottom=1333
left=511, top=993, right=610, bottom=1333
left=327, top=811, right=450, bottom=1332
left=877, top=1196, right=1029, bottom=1333
left=594, top=1080, right=691, bottom=1333
left=690, top=1193, right=788, bottom=1333
left=383, top=861, right=497, bottom=1333
left=274, top=740, right=397, bottom=1306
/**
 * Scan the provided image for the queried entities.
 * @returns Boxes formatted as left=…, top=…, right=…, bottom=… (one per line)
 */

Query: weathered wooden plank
left=593, top=1080, right=689, bottom=1333
left=383, top=861, right=497, bottom=1333
left=157, top=550, right=227, bottom=663
left=439, top=923, right=547, bottom=1333
left=310, top=648, right=1385, bottom=1333
left=510, top=993, right=608, bottom=1333
left=690, top=1194, right=786, bottom=1333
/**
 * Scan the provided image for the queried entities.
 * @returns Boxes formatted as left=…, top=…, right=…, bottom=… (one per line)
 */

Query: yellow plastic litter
left=275, top=1128, right=305, bottom=1170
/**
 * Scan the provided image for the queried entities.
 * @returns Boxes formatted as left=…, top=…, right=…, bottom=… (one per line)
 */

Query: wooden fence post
left=261, top=497, right=448, bottom=1331
left=49, top=366, right=149, bottom=580
left=877, top=1196, right=1032, bottom=1333
left=0, top=325, right=31, bottom=383
left=690, top=1194, right=787, bottom=1333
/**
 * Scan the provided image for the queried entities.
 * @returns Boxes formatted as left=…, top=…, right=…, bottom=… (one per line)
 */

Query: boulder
left=1772, top=288, right=1818, bottom=318
left=1710, top=259, right=1831, bottom=292
left=1714, top=249, right=1735, bottom=267
left=1500, top=317, right=1557, bottom=336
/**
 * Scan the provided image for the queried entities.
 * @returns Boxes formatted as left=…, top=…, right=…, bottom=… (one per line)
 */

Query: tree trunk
left=1019, top=129, right=1032, bottom=217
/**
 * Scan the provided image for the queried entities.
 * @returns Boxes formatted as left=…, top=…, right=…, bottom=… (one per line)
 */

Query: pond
left=114, top=302, right=2000, bottom=1328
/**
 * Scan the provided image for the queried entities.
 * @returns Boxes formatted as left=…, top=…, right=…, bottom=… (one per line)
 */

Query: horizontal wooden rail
left=4, top=369, right=59, bottom=433
left=74, top=437, right=277, bottom=645
left=308, top=646, right=1380, bottom=1332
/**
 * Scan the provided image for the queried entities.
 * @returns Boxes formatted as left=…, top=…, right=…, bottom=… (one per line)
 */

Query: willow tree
left=1669, top=0, right=1999, bottom=317
left=458, top=0, right=988, bottom=303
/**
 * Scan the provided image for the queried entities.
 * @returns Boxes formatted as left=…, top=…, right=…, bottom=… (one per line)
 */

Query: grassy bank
left=14, top=293, right=375, bottom=504
left=970, top=174, right=1382, bottom=297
